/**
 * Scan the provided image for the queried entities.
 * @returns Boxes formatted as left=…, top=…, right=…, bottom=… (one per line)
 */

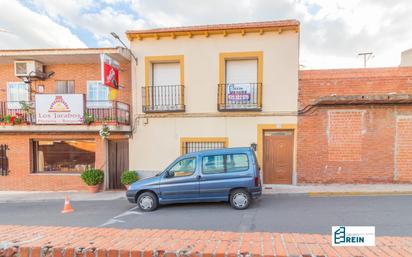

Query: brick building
left=298, top=67, right=412, bottom=183
left=0, top=48, right=132, bottom=190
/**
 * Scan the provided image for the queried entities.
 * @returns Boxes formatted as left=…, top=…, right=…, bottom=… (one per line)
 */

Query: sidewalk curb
left=308, top=191, right=412, bottom=197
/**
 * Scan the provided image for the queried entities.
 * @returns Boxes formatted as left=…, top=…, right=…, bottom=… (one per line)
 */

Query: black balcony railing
left=218, top=83, right=262, bottom=111
left=0, top=100, right=130, bottom=125
left=86, top=101, right=130, bottom=125
left=142, top=85, right=185, bottom=113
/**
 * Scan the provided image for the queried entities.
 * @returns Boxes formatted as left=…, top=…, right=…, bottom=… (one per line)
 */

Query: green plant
left=84, top=113, right=94, bottom=125
left=3, top=115, right=11, bottom=124
left=80, top=168, right=104, bottom=186
left=99, top=124, right=110, bottom=139
left=19, top=101, right=33, bottom=115
left=120, top=170, right=139, bottom=185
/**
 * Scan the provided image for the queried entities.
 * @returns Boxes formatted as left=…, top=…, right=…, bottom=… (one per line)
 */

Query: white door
left=225, top=59, right=258, bottom=108
left=151, top=62, right=180, bottom=110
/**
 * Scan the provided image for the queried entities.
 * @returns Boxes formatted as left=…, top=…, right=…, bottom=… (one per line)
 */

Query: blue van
left=126, top=147, right=262, bottom=211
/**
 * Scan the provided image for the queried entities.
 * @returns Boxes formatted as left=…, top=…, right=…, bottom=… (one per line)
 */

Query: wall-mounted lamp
left=250, top=143, right=257, bottom=151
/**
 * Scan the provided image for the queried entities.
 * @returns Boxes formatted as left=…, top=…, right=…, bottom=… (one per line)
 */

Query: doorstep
left=263, top=183, right=412, bottom=196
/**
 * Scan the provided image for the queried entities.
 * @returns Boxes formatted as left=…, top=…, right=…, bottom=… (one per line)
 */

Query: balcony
left=0, top=100, right=130, bottom=125
left=218, top=83, right=262, bottom=111
left=142, top=85, right=185, bottom=113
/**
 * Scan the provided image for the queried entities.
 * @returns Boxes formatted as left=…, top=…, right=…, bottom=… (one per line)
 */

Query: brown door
left=108, top=140, right=129, bottom=189
left=263, top=130, right=294, bottom=184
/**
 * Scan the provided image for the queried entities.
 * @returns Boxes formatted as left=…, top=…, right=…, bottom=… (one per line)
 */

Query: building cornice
left=127, top=20, right=300, bottom=41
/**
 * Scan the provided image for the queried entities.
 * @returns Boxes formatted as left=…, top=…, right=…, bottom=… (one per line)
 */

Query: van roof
left=184, top=147, right=253, bottom=157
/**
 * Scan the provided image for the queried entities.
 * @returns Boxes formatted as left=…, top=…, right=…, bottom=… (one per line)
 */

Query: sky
left=0, top=0, right=411, bottom=69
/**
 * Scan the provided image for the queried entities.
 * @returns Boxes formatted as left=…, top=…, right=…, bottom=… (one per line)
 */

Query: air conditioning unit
left=14, top=60, right=44, bottom=79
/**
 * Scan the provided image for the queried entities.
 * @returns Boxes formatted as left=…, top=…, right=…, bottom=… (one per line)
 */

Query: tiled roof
left=126, top=20, right=299, bottom=35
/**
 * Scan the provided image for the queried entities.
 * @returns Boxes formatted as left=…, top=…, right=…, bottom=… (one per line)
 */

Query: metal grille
left=142, top=85, right=185, bottom=112
left=183, top=141, right=226, bottom=154
left=0, top=144, right=9, bottom=176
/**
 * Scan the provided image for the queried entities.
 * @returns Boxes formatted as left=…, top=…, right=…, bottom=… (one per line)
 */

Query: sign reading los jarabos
left=35, top=94, right=84, bottom=124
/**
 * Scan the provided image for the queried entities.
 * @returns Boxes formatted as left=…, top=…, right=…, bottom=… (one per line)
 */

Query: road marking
left=98, top=205, right=143, bottom=227
left=99, top=218, right=125, bottom=227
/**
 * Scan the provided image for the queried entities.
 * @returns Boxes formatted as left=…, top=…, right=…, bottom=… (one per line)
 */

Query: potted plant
left=80, top=168, right=104, bottom=193
left=84, top=112, right=94, bottom=125
left=120, top=170, right=139, bottom=189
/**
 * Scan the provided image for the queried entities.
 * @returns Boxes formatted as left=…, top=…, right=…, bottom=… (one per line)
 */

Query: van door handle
left=196, top=175, right=202, bottom=180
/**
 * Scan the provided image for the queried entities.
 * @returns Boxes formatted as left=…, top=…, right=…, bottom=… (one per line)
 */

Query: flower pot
left=88, top=184, right=100, bottom=193
left=124, top=184, right=130, bottom=190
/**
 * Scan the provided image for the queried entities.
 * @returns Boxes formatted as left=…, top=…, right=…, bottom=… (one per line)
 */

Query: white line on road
left=98, top=206, right=143, bottom=227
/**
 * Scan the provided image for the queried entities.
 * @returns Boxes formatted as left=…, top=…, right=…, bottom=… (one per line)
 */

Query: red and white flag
left=101, top=54, right=119, bottom=88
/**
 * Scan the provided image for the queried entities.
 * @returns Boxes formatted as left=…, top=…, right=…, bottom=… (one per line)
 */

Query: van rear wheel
left=137, top=192, right=158, bottom=212
left=230, top=189, right=251, bottom=210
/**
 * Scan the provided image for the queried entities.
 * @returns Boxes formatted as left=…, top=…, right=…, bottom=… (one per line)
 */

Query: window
left=202, top=154, right=249, bottom=174
left=32, top=140, right=96, bottom=173
left=0, top=144, right=9, bottom=176
left=180, top=138, right=228, bottom=155
left=143, top=55, right=185, bottom=112
left=218, top=52, right=263, bottom=111
left=87, top=81, right=110, bottom=108
left=167, top=157, right=196, bottom=178
left=7, top=82, right=29, bottom=109
left=226, top=154, right=249, bottom=172
left=55, top=80, right=75, bottom=94
left=202, top=155, right=225, bottom=174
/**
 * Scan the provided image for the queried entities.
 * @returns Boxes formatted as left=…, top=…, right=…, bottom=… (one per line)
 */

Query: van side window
left=168, top=158, right=196, bottom=178
left=202, top=155, right=225, bottom=174
left=226, top=154, right=249, bottom=172
left=202, top=153, right=249, bottom=174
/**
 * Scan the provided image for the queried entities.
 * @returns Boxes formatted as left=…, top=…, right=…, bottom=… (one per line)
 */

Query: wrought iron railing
left=0, top=100, right=130, bottom=125
left=142, top=85, right=185, bottom=113
left=86, top=101, right=130, bottom=125
left=217, top=83, right=262, bottom=111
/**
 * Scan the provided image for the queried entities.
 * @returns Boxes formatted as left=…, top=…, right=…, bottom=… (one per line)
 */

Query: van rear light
left=254, top=176, right=261, bottom=187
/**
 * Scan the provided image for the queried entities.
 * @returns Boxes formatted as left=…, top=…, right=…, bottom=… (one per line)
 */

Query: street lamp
left=110, top=32, right=138, bottom=64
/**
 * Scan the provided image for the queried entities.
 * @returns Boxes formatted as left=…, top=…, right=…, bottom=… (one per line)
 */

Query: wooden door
left=108, top=140, right=129, bottom=189
left=263, top=130, right=294, bottom=184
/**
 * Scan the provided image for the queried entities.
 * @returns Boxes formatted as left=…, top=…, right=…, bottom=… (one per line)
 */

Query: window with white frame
left=7, top=82, right=29, bottom=109
left=87, top=81, right=110, bottom=108
left=224, top=59, right=258, bottom=109
left=55, top=80, right=75, bottom=94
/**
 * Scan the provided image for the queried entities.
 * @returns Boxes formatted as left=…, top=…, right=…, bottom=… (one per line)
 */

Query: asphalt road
left=0, top=194, right=411, bottom=236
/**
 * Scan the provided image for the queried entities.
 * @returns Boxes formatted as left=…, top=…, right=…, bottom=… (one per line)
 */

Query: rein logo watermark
left=332, top=226, right=375, bottom=246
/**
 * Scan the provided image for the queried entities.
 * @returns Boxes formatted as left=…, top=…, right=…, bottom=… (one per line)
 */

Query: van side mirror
left=166, top=170, right=175, bottom=178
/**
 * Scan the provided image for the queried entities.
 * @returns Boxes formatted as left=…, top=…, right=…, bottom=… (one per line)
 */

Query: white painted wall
left=128, top=30, right=299, bottom=180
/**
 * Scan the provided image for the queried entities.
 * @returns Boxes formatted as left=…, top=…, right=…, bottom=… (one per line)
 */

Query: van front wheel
left=137, top=192, right=158, bottom=212
left=230, top=189, right=251, bottom=210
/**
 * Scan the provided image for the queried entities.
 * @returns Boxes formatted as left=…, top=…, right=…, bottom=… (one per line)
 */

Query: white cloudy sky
left=0, top=0, right=411, bottom=69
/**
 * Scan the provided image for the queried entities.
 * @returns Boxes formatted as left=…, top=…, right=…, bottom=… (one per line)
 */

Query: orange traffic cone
left=61, top=195, right=74, bottom=213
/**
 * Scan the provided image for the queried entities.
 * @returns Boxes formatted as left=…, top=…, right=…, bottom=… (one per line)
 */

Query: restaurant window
left=7, top=82, right=29, bottom=109
left=87, top=81, right=110, bottom=108
left=32, top=140, right=96, bottom=173
left=55, top=80, right=75, bottom=94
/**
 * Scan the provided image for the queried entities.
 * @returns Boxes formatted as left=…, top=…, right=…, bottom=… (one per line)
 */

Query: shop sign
left=35, top=94, right=84, bottom=124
